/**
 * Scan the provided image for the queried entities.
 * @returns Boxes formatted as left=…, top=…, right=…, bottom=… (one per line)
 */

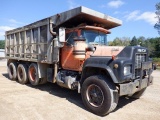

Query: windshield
left=81, top=30, right=108, bottom=45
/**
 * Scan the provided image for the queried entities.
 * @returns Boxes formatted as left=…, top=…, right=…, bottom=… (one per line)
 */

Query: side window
left=66, top=32, right=78, bottom=46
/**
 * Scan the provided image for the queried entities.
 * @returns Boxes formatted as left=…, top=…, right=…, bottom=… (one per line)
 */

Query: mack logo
left=138, top=49, right=146, bottom=52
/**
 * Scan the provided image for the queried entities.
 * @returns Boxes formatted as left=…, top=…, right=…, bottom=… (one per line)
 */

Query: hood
left=91, top=46, right=124, bottom=57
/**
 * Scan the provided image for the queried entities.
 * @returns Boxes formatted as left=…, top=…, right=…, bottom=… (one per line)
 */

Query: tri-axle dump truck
left=5, top=6, right=153, bottom=116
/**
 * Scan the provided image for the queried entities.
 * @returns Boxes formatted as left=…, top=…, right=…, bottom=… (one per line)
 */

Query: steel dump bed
left=5, top=6, right=122, bottom=63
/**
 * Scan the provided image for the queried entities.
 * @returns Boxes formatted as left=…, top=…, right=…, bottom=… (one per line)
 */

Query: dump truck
left=5, top=6, right=153, bottom=116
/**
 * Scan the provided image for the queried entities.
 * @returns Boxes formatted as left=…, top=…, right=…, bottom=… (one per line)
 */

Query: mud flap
left=47, top=68, right=53, bottom=82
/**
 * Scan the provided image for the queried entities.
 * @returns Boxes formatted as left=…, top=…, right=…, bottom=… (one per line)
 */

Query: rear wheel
left=17, top=64, right=28, bottom=84
left=8, top=62, right=17, bottom=80
left=28, top=63, right=39, bottom=85
left=81, top=75, right=118, bottom=116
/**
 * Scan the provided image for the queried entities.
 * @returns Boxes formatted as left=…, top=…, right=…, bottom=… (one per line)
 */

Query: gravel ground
left=0, top=59, right=160, bottom=120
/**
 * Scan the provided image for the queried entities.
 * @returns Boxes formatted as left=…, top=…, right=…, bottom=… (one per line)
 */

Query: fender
left=81, top=64, right=119, bottom=84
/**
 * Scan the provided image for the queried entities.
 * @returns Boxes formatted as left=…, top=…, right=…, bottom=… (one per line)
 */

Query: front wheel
left=81, top=75, right=118, bottom=116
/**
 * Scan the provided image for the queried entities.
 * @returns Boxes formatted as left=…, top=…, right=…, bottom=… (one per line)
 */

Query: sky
left=0, top=0, right=159, bottom=41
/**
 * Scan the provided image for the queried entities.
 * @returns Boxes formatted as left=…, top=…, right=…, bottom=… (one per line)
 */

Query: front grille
left=135, top=54, right=146, bottom=78
left=135, top=54, right=146, bottom=69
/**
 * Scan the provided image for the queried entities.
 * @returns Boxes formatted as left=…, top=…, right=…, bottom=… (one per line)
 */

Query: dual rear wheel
left=28, top=63, right=39, bottom=85
left=8, top=62, right=40, bottom=85
left=17, top=64, right=28, bottom=84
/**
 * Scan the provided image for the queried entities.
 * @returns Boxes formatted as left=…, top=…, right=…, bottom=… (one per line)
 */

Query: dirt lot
left=0, top=59, right=160, bottom=120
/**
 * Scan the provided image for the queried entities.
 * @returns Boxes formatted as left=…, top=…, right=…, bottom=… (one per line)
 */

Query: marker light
left=112, top=55, right=116, bottom=60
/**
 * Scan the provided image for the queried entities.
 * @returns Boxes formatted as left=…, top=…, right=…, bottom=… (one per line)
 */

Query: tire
left=17, top=64, right=28, bottom=84
left=28, top=63, right=39, bottom=85
left=81, top=75, right=119, bottom=116
left=8, top=62, right=17, bottom=80
left=130, top=88, right=147, bottom=99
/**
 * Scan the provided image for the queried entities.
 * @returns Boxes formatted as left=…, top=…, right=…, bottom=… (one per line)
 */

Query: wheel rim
left=86, top=84, right=104, bottom=107
left=29, top=66, right=36, bottom=81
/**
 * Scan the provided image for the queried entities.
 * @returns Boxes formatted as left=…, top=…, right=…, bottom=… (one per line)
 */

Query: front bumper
left=119, top=61, right=153, bottom=96
left=119, top=75, right=153, bottom=96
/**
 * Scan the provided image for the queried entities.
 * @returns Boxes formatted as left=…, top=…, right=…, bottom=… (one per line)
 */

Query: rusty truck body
left=5, top=6, right=153, bottom=116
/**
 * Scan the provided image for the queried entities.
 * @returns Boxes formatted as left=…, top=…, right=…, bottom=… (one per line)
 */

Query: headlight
left=124, top=65, right=131, bottom=76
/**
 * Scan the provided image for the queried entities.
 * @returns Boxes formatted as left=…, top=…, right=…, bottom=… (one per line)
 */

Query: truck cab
left=61, top=25, right=123, bottom=71
left=58, top=25, right=153, bottom=115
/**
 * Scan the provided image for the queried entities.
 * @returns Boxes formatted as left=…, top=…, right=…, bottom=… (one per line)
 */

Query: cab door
left=61, top=31, right=81, bottom=71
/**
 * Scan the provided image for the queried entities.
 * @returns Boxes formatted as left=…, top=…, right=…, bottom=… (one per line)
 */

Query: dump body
left=5, top=6, right=122, bottom=63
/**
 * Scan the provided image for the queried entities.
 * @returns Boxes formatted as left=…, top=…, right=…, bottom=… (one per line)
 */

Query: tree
left=110, top=37, right=123, bottom=46
left=109, top=37, right=131, bottom=46
left=137, top=36, right=145, bottom=46
left=121, top=37, right=131, bottom=46
left=145, top=37, right=160, bottom=57
left=154, top=2, right=160, bottom=35
left=155, top=41, right=160, bottom=57
left=130, top=36, right=137, bottom=46
left=0, top=40, right=5, bottom=49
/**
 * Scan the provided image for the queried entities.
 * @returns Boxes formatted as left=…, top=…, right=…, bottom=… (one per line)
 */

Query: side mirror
left=86, top=45, right=96, bottom=52
left=59, top=27, right=65, bottom=42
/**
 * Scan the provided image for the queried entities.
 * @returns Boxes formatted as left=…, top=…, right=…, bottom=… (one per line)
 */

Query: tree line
left=108, top=36, right=160, bottom=58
